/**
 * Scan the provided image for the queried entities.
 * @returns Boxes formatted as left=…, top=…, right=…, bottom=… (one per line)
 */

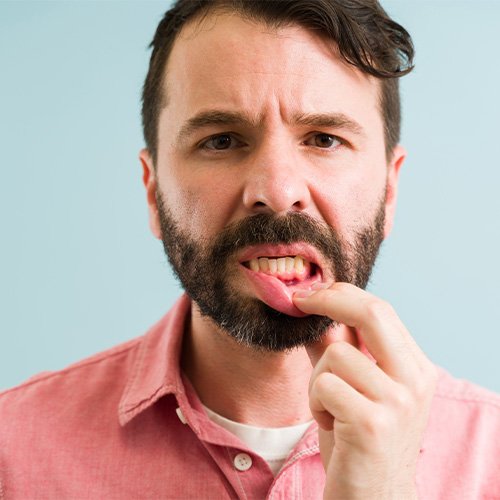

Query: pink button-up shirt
left=1, top=295, right=499, bottom=499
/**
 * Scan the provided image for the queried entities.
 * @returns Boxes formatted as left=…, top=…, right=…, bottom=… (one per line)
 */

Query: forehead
left=161, top=12, right=382, bottom=135
left=171, top=11, right=340, bottom=74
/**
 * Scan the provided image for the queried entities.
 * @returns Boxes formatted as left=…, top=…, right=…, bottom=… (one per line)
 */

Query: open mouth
left=238, top=245, right=328, bottom=317
left=242, top=255, right=321, bottom=286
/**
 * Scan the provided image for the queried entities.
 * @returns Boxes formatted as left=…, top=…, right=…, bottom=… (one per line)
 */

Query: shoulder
left=0, top=336, right=142, bottom=422
left=433, top=366, right=500, bottom=412
left=0, top=302, right=190, bottom=498
left=431, top=367, right=500, bottom=457
left=429, top=366, right=500, bottom=435
left=0, top=297, right=189, bottom=427
left=416, top=368, right=500, bottom=498
left=0, top=335, right=147, bottom=497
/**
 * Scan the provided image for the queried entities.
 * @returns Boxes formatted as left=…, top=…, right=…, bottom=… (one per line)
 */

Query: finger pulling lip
left=237, top=243, right=330, bottom=317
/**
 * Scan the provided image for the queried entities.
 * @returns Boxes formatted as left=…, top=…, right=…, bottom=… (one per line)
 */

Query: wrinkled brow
left=176, top=109, right=364, bottom=142
left=177, top=111, right=258, bottom=143
left=292, top=112, right=364, bottom=136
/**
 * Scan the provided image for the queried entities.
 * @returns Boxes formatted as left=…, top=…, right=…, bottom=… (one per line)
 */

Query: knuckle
left=363, top=298, right=394, bottom=322
left=360, top=408, right=391, bottom=438
left=314, top=371, right=334, bottom=393
left=413, top=378, right=427, bottom=399
left=325, top=340, right=351, bottom=359
left=413, top=366, right=439, bottom=399
left=390, top=388, right=413, bottom=412
left=412, top=378, right=428, bottom=399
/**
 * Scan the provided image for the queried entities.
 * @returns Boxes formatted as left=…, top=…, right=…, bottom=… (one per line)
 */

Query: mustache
left=209, top=212, right=344, bottom=264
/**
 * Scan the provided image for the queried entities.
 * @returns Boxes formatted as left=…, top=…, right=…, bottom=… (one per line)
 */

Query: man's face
left=141, top=13, right=404, bottom=350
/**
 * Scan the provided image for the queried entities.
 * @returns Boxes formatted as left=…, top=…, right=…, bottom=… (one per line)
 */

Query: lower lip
left=240, top=265, right=322, bottom=317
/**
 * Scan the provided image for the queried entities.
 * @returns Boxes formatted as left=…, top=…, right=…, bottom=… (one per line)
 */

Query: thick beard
left=156, top=191, right=385, bottom=352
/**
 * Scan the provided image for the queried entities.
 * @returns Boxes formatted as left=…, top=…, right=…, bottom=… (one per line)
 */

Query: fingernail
left=293, top=290, right=315, bottom=299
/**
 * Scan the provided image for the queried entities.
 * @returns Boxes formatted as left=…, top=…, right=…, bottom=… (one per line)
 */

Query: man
left=1, top=1, right=499, bottom=498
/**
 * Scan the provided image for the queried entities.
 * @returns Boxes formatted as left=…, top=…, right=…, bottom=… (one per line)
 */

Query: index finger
left=294, top=283, right=420, bottom=380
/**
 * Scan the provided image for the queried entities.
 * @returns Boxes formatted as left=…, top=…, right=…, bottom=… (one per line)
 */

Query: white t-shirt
left=203, top=405, right=313, bottom=475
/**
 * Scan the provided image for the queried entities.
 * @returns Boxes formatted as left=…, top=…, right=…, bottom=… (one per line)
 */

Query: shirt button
left=233, top=452, right=252, bottom=471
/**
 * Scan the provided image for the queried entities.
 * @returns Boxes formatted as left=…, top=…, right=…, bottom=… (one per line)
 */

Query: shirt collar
left=117, top=294, right=320, bottom=457
left=118, top=294, right=191, bottom=426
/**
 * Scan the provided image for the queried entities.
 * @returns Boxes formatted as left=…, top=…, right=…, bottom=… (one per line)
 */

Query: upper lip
left=238, top=243, right=325, bottom=271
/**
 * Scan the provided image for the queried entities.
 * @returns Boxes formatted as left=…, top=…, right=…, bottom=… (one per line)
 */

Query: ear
left=383, top=145, right=406, bottom=238
left=139, top=148, right=162, bottom=240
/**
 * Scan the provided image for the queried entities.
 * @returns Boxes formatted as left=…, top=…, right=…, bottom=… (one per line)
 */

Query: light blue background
left=1, top=1, right=499, bottom=393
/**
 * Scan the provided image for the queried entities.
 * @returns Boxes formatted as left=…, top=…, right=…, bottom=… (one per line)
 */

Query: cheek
left=315, top=164, right=387, bottom=233
left=162, top=174, right=239, bottom=238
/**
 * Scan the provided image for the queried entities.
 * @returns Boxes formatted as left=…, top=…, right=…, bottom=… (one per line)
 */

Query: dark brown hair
left=142, top=0, right=414, bottom=164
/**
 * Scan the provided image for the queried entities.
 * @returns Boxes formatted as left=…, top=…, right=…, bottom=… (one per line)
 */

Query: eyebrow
left=177, top=111, right=256, bottom=143
left=292, top=112, right=364, bottom=136
left=176, top=109, right=364, bottom=143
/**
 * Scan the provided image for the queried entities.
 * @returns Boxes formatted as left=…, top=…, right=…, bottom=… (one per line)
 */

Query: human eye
left=200, top=133, right=243, bottom=151
left=304, top=133, right=343, bottom=149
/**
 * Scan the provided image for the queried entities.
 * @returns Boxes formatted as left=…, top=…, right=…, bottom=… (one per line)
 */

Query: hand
left=293, top=283, right=437, bottom=500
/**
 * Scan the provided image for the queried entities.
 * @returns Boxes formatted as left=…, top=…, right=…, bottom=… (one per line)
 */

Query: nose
left=242, top=139, right=311, bottom=215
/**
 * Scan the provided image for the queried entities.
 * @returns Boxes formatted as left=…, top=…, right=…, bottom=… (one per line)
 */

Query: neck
left=181, top=305, right=315, bottom=427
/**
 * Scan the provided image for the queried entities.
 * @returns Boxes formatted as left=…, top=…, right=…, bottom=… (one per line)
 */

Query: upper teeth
left=248, top=256, right=307, bottom=275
